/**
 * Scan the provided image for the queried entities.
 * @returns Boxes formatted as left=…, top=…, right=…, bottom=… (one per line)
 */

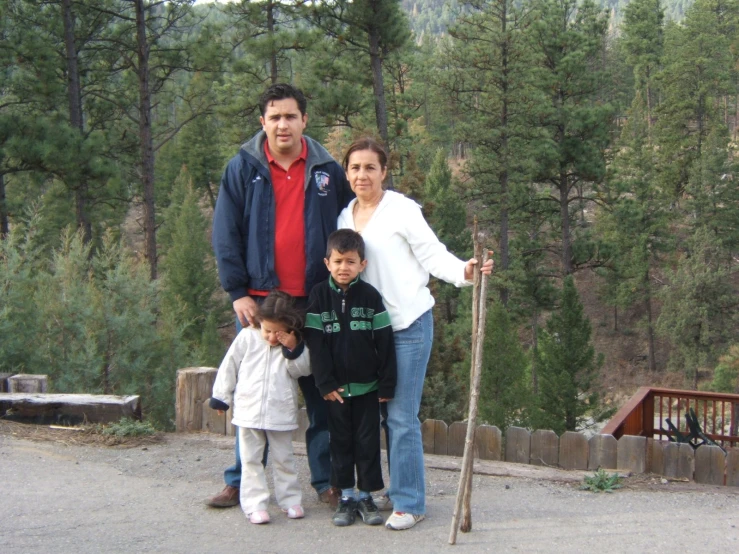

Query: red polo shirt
left=248, top=138, right=307, bottom=297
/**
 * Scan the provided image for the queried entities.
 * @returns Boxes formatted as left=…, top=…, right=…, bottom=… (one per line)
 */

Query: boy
left=305, top=229, right=396, bottom=527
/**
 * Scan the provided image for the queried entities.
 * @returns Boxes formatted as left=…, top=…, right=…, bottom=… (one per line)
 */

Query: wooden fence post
left=447, top=422, right=467, bottom=457
left=530, top=430, right=559, bottom=467
left=663, top=442, right=694, bottom=480
left=647, top=439, right=668, bottom=475
left=694, top=445, right=725, bottom=485
left=475, top=425, right=502, bottom=461
left=560, top=432, right=589, bottom=470
left=589, top=434, right=617, bottom=470
left=505, top=427, right=531, bottom=464
left=617, top=435, right=647, bottom=473
left=727, top=448, right=739, bottom=487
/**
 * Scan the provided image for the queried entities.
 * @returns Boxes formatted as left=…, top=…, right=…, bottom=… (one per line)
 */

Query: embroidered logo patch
left=315, top=171, right=330, bottom=196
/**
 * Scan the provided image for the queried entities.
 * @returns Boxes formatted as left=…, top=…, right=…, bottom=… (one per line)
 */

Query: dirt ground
left=2, top=426, right=739, bottom=554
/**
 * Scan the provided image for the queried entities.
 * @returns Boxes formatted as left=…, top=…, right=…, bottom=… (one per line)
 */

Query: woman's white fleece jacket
left=211, top=328, right=311, bottom=431
left=338, top=190, right=471, bottom=332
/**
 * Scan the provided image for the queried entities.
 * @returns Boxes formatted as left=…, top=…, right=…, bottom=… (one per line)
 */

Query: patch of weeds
left=99, top=418, right=157, bottom=437
left=580, top=468, right=623, bottom=493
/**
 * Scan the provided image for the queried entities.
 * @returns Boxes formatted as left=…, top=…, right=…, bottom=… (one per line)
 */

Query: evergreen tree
left=597, top=94, right=671, bottom=371
left=654, top=1, right=733, bottom=205
left=621, top=0, right=664, bottom=132
left=309, top=0, right=411, bottom=154
left=443, top=0, right=538, bottom=304
left=529, top=0, right=612, bottom=277
left=709, top=344, right=739, bottom=394
left=159, top=167, right=223, bottom=343
left=656, top=226, right=737, bottom=389
left=479, top=302, right=531, bottom=430
left=534, top=276, right=607, bottom=433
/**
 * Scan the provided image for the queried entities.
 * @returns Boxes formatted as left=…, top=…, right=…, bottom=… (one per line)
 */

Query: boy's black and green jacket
left=305, top=276, right=396, bottom=399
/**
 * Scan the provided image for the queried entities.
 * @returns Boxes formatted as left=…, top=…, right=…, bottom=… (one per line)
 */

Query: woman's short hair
left=342, top=137, right=388, bottom=171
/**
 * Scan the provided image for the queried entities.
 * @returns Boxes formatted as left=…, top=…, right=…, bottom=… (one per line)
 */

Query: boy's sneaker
left=248, top=510, right=270, bottom=524
left=373, top=494, right=393, bottom=511
left=356, top=497, right=384, bottom=525
left=332, top=497, right=357, bottom=527
left=385, top=511, right=425, bottom=530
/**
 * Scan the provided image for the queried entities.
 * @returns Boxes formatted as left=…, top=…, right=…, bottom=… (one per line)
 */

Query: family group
left=206, top=83, right=493, bottom=531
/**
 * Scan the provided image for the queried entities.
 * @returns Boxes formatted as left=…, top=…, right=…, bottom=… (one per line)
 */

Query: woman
left=338, top=138, right=493, bottom=530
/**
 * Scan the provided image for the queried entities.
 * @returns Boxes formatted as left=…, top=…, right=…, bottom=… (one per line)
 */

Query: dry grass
left=0, top=419, right=164, bottom=448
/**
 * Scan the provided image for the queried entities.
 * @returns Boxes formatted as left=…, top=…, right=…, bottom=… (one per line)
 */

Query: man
left=208, top=83, right=353, bottom=508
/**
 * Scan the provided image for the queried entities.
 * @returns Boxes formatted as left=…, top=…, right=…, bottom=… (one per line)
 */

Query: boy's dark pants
left=327, top=390, right=384, bottom=493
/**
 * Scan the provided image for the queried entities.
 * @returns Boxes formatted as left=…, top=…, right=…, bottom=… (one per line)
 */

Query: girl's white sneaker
left=284, top=505, right=304, bottom=519
left=248, top=510, right=270, bottom=524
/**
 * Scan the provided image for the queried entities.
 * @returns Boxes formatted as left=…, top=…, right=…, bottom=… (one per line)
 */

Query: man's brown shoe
left=205, top=485, right=240, bottom=508
left=318, top=487, right=340, bottom=509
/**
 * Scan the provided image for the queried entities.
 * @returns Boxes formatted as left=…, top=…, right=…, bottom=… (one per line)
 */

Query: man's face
left=260, top=98, right=308, bottom=159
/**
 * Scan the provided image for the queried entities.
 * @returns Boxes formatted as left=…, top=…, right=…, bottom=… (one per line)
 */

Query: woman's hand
left=464, top=251, right=495, bottom=281
left=276, top=330, right=298, bottom=350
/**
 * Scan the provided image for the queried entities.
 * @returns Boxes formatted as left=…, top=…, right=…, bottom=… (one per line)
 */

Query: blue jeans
left=224, top=313, right=331, bottom=495
left=385, top=310, right=433, bottom=515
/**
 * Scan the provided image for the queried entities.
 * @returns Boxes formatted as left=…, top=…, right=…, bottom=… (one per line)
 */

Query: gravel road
left=2, top=430, right=738, bottom=553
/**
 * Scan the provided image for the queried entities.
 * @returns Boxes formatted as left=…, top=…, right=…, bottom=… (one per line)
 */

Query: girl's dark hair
left=256, top=290, right=304, bottom=339
left=342, top=137, right=388, bottom=171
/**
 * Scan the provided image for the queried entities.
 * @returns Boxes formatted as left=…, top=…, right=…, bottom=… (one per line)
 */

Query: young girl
left=210, top=291, right=311, bottom=524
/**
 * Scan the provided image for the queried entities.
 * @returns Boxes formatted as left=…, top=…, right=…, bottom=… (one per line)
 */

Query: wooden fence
left=175, top=368, right=739, bottom=487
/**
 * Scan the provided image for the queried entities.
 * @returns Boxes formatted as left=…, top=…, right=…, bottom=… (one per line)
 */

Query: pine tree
left=159, top=167, right=223, bottom=343
left=479, top=302, right=531, bottom=430
left=534, top=276, right=606, bottom=434
left=529, top=0, right=612, bottom=277
left=308, top=0, right=411, bottom=152
left=443, top=0, right=538, bottom=304
left=621, top=0, right=664, bottom=132
left=656, top=227, right=736, bottom=389
left=597, top=94, right=672, bottom=372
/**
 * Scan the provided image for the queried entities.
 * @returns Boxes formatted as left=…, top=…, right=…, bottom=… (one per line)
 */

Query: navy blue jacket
left=212, top=132, right=353, bottom=301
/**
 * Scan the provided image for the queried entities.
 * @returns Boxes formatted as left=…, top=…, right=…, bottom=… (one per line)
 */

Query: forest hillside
left=1, top=0, right=737, bottom=432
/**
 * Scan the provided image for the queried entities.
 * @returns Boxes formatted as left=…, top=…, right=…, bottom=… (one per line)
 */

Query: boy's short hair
left=326, top=229, right=365, bottom=261
left=259, top=83, right=307, bottom=116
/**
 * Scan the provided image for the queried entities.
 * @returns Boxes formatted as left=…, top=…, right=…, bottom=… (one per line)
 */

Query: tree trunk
left=498, top=8, right=509, bottom=306
left=0, top=170, right=7, bottom=239
left=62, top=0, right=91, bottom=243
left=267, top=0, right=278, bottom=84
left=614, top=305, right=618, bottom=332
left=560, top=170, right=572, bottom=275
left=135, top=0, right=158, bottom=279
left=367, top=8, right=392, bottom=188
left=645, top=294, right=657, bottom=372
left=531, top=310, right=539, bottom=395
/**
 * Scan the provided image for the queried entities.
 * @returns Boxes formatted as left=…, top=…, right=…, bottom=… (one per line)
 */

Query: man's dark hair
left=326, top=229, right=365, bottom=261
left=259, top=83, right=307, bottom=116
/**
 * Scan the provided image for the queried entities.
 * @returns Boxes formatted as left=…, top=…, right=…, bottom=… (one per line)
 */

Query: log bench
left=0, top=393, right=141, bottom=425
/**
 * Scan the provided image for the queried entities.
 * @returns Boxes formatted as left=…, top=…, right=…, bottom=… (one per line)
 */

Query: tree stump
left=175, top=367, right=217, bottom=432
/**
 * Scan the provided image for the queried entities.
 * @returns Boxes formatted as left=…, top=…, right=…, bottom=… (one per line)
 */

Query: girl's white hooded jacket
left=338, top=190, right=471, bottom=332
left=211, top=327, right=311, bottom=431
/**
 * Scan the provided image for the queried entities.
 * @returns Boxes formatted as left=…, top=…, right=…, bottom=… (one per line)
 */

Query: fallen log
left=0, top=393, right=141, bottom=424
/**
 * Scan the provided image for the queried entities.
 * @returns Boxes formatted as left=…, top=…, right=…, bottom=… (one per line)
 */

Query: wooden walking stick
left=449, top=224, right=490, bottom=545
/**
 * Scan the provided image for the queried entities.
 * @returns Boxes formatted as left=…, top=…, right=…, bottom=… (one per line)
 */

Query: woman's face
left=346, top=149, right=387, bottom=201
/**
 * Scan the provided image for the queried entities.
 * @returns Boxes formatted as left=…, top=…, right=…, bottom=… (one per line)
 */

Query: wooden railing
left=602, top=387, right=739, bottom=448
